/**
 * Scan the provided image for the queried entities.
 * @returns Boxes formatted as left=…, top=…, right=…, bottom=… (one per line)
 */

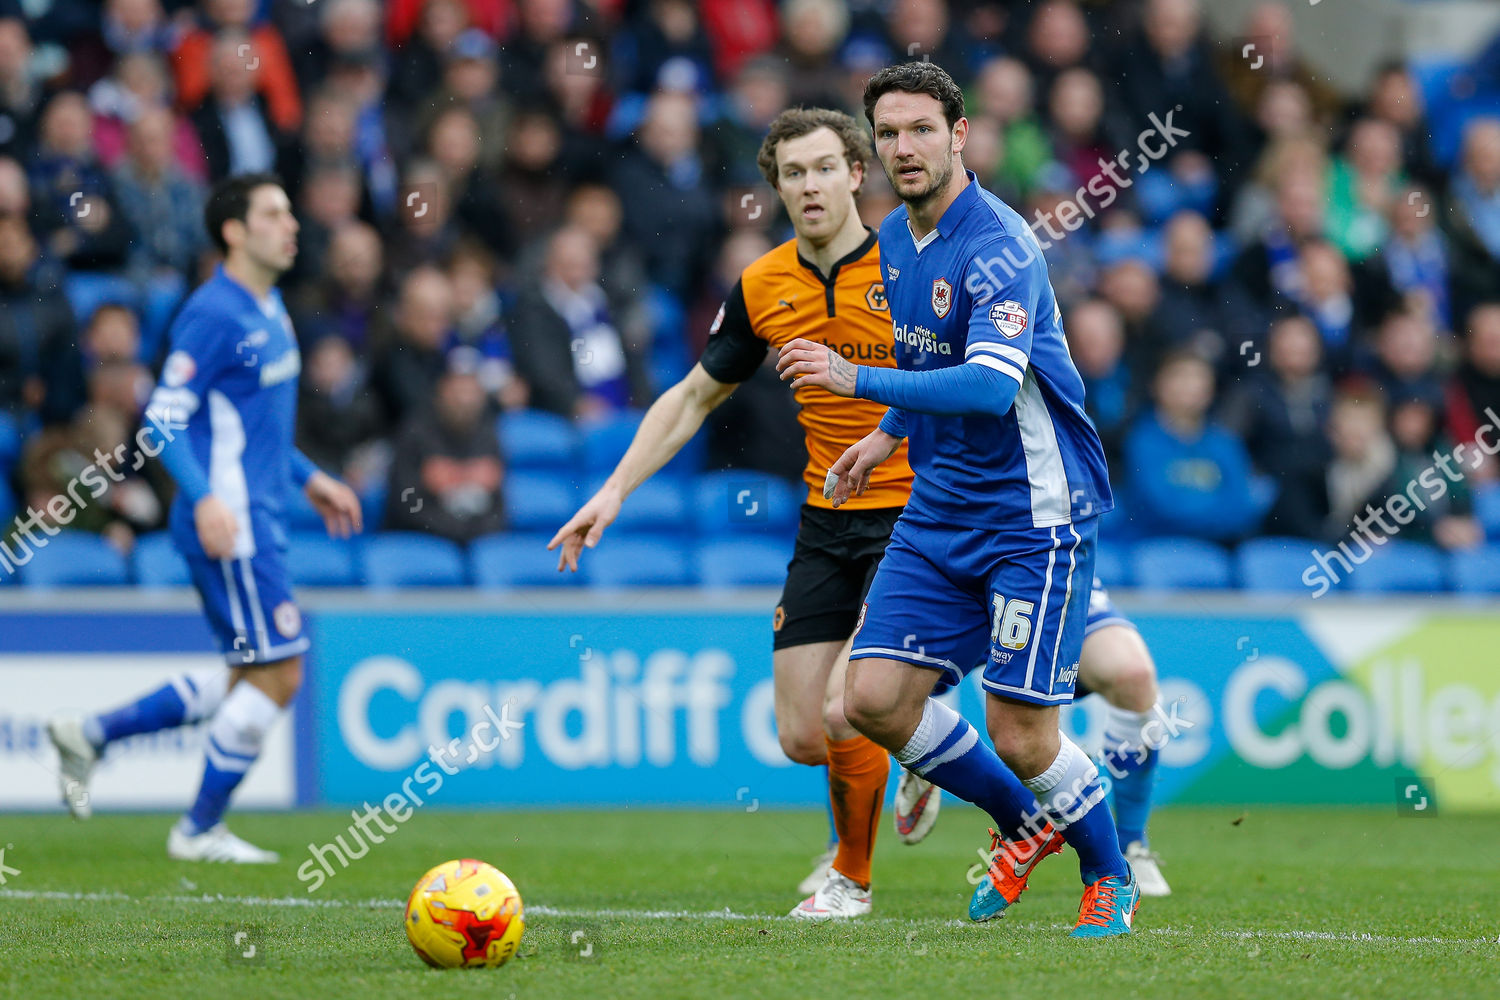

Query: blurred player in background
left=895, top=576, right=1174, bottom=897
left=777, top=62, right=1138, bottom=936
left=48, top=174, right=362, bottom=862
left=551, top=108, right=911, bottom=919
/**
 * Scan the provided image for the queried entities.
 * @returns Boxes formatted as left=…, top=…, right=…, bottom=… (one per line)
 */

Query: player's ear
left=950, top=117, right=968, bottom=155
left=848, top=158, right=864, bottom=195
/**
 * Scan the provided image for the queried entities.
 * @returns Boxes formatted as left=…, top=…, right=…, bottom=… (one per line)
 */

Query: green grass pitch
left=1, top=806, right=1496, bottom=999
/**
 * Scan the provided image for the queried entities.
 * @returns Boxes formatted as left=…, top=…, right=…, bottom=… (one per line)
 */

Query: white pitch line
left=0, top=889, right=1492, bottom=947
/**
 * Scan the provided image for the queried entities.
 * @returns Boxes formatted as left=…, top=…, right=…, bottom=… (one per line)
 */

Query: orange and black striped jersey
left=700, top=229, right=914, bottom=510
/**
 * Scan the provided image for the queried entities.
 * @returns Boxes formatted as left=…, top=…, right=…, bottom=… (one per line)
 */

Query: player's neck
left=222, top=256, right=277, bottom=302
left=797, top=213, right=869, bottom=278
left=906, top=160, right=970, bottom=241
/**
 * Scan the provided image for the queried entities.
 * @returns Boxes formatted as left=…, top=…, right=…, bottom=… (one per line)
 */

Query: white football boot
left=167, top=820, right=280, bottom=864
left=797, top=845, right=837, bottom=896
left=789, top=870, right=872, bottom=920
left=47, top=715, right=98, bottom=820
left=893, top=768, right=941, bottom=845
left=1126, top=841, right=1171, bottom=897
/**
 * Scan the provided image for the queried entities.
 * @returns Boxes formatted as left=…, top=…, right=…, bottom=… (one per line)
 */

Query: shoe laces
left=820, top=872, right=860, bottom=906
left=1076, top=879, right=1119, bottom=928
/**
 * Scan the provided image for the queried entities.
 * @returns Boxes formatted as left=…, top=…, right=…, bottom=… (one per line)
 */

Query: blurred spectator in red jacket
left=173, top=0, right=302, bottom=134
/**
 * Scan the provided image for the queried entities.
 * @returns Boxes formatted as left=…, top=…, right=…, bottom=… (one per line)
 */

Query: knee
left=266, top=656, right=303, bottom=706
left=1110, top=656, right=1158, bottom=713
left=840, top=676, right=883, bottom=737
left=778, top=728, right=827, bottom=767
left=988, top=723, right=1058, bottom=780
left=822, top=690, right=851, bottom=738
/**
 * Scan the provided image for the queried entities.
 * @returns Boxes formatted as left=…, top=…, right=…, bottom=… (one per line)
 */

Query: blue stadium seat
left=692, top=471, right=801, bottom=537
left=361, top=533, right=467, bottom=588
left=0, top=411, right=21, bottom=472
left=1093, top=540, right=1130, bottom=587
left=286, top=534, right=359, bottom=586
left=471, top=533, right=583, bottom=588
left=1236, top=536, right=1324, bottom=593
left=1344, top=541, right=1448, bottom=594
left=695, top=538, right=792, bottom=588
left=21, top=531, right=130, bottom=588
left=1131, top=537, right=1232, bottom=590
left=360, top=480, right=387, bottom=533
left=581, top=411, right=646, bottom=475
left=586, top=476, right=686, bottom=533
left=505, top=471, right=581, bottom=532
left=499, top=409, right=578, bottom=472
left=1450, top=546, right=1500, bottom=594
left=139, top=273, right=187, bottom=362
left=586, top=535, right=691, bottom=587
left=62, top=273, right=139, bottom=326
left=133, top=532, right=191, bottom=587
left=0, top=475, right=15, bottom=533
left=1474, top=484, right=1500, bottom=540
left=285, top=486, right=326, bottom=532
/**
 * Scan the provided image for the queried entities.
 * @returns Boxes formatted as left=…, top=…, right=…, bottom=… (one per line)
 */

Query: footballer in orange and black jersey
left=700, top=227, right=914, bottom=512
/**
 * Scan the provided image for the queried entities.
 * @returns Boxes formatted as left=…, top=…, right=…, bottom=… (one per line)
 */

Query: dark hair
left=862, top=62, right=966, bottom=129
left=203, top=172, right=283, bottom=254
left=756, top=107, right=873, bottom=188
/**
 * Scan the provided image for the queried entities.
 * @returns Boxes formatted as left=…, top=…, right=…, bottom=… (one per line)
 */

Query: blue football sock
left=89, top=683, right=187, bottom=749
left=86, top=668, right=229, bottom=750
left=1108, top=748, right=1157, bottom=848
left=184, top=681, right=280, bottom=835
left=1022, top=735, right=1129, bottom=884
left=894, top=699, right=1036, bottom=837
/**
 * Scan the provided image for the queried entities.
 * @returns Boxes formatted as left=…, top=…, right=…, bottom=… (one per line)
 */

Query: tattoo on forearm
left=828, top=349, right=858, bottom=396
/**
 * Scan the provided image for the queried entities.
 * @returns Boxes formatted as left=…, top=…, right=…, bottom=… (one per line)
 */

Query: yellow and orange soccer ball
left=404, top=859, right=525, bottom=969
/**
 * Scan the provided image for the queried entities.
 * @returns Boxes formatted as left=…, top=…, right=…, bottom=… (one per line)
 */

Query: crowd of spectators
left=2, top=0, right=1499, bottom=560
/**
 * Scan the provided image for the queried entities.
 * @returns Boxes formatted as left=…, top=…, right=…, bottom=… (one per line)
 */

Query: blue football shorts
left=849, top=513, right=1097, bottom=705
left=180, top=511, right=308, bottom=667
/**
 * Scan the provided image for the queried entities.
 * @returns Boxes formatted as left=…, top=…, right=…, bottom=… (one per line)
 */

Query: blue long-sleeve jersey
left=144, top=265, right=315, bottom=559
left=863, top=171, right=1112, bottom=529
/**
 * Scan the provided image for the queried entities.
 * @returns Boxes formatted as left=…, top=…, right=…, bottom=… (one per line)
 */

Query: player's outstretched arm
left=548, top=363, right=736, bottom=571
left=825, top=426, right=904, bottom=509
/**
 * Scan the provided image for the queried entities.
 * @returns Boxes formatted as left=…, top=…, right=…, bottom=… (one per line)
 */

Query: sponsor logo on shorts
left=854, top=602, right=867, bottom=635
left=1056, top=661, right=1079, bottom=685
left=274, top=601, right=302, bottom=639
left=772, top=605, right=785, bottom=632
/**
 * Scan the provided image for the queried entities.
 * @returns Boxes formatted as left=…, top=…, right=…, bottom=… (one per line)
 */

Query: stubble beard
left=891, top=153, right=955, bottom=214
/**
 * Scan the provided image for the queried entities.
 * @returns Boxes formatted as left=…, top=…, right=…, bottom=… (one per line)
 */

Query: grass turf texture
left=0, top=806, right=1495, bottom=999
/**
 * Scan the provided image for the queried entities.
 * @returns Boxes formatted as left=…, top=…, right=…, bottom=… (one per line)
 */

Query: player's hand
left=548, top=485, right=623, bottom=572
left=305, top=470, right=363, bottom=539
left=826, top=429, right=903, bottom=508
left=775, top=338, right=860, bottom=397
left=194, top=496, right=239, bottom=559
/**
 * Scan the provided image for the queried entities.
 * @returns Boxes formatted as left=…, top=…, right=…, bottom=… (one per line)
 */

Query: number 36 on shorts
left=991, top=595, right=1035, bottom=651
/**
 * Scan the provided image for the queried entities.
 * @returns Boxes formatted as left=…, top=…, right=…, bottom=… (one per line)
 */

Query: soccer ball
left=404, top=858, right=525, bottom=969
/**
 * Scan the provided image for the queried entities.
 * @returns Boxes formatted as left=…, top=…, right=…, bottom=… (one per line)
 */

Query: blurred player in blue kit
left=48, top=173, right=362, bottom=862
left=776, top=63, right=1140, bottom=936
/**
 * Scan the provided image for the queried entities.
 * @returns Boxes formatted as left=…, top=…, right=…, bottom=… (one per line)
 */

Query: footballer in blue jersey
left=777, top=62, right=1138, bottom=936
left=47, top=174, right=362, bottom=863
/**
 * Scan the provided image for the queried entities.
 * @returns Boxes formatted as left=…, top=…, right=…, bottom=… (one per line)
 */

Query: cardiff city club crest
left=931, top=277, right=952, bottom=319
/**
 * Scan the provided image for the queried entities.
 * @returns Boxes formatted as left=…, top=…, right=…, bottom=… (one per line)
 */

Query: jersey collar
left=906, top=170, right=981, bottom=252
left=796, top=226, right=877, bottom=286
